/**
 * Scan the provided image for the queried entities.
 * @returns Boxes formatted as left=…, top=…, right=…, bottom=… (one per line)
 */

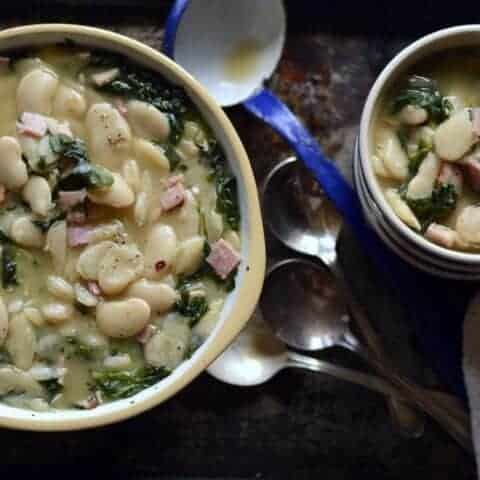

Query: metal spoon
left=262, top=156, right=426, bottom=437
left=208, top=310, right=409, bottom=399
left=259, top=258, right=472, bottom=451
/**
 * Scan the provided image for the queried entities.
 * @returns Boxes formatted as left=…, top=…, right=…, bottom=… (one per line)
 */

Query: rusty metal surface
left=0, top=3, right=475, bottom=479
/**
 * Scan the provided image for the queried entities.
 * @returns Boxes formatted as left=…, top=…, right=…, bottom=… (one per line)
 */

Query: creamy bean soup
left=0, top=44, right=242, bottom=410
left=371, top=50, right=480, bottom=252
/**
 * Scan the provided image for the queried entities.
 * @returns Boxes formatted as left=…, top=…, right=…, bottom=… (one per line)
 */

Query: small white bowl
left=358, top=25, right=480, bottom=280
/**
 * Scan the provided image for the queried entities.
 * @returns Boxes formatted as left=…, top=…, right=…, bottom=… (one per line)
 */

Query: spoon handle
left=286, top=351, right=472, bottom=451
left=327, top=258, right=426, bottom=439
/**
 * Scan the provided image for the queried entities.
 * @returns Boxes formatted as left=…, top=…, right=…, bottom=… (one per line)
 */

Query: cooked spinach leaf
left=408, top=138, right=432, bottom=175
left=64, top=337, right=95, bottom=360
left=49, top=135, right=88, bottom=164
left=32, top=212, right=66, bottom=233
left=159, top=143, right=182, bottom=171
left=57, top=162, right=114, bottom=191
left=41, top=379, right=63, bottom=400
left=405, top=183, right=457, bottom=230
left=91, top=367, right=170, bottom=400
left=392, top=75, right=452, bottom=124
left=175, top=289, right=209, bottom=327
left=1, top=244, right=18, bottom=289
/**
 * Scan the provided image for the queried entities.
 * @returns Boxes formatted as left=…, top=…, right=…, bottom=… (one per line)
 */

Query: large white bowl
left=0, top=24, right=266, bottom=430
left=358, top=25, right=480, bottom=280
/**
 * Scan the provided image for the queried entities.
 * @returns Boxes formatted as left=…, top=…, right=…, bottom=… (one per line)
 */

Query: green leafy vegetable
left=392, top=75, right=452, bottom=124
left=405, top=183, right=457, bottom=230
left=201, top=142, right=240, bottom=231
left=166, top=113, right=184, bottom=145
left=57, top=162, right=114, bottom=191
left=91, top=367, right=170, bottom=400
left=49, top=135, right=88, bottom=164
left=64, top=337, right=95, bottom=360
left=1, top=244, right=18, bottom=289
left=32, top=212, right=66, bottom=233
left=175, top=288, right=209, bottom=327
left=41, top=379, right=63, bottom=400
left=159, top=143, right=182, bottom=172
left=408, top=138, right=432, bottom=175
left=186, top=334, right=203, bottom=359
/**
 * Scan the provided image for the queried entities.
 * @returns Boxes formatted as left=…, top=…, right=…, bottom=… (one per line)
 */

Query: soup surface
left=0, top=44, right=242, bottom=411
left=371, top=50, right=480, bottom=252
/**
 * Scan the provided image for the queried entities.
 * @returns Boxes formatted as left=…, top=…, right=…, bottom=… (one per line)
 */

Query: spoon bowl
left=261, top=258, right=349, bottom=351
left=172, top=0, right=286, bottom=106
left=262, top=157, right=342, bottom=259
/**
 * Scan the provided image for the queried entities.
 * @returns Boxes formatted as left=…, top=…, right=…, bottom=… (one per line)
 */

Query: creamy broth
left=371, top=50, right=480, bottom=252
left=0, top=44, right=242, bottom=411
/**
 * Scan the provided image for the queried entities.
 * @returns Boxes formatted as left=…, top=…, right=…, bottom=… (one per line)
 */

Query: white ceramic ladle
left=162, top=0, right=423, bottom=439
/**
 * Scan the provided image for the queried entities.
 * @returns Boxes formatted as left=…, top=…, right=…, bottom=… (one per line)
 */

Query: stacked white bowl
left=356, top=25, right=480, bottom=281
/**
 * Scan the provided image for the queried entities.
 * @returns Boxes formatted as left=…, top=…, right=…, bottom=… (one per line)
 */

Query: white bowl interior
left=0, top=26, right=261, bottom=430
left=359, top=25, right=480, bottom=267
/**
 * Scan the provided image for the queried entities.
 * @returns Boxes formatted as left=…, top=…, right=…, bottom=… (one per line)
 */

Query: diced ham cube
left=16, top=112, right=48, bottom=138
left=437, top=162, right=463, bottom=194
left=136, top=324, right=156, bottom=344
left=473, top=108, right=480, bottom=136
left=113, top=97, right=128, bottom=117
left=206, top=239, right=241, bottom=280
left=425, top=223, right=457, bottom=249
left=67, top=226, right=93, bottom=247
left=465, top=156, right=480, bottom=192
left=91, top=68, right=119, bottom=87
left=87, top=281, right=101, bottom=296
left=58, top=189, right=87, bottom=210
left=159, top=183, right=186, bottom=212
left=67, top=210, right=87, bottom=225
left=165, top=174, right=184, bottom=188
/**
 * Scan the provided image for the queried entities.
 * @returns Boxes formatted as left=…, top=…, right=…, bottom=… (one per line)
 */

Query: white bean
left=10, top=216, right=45, bottom=248
left=103, top=353, right=131, bottom=370
left=133, top=138, right=170, bottom=171
left=385, top=189, right=421, bottom=231
left=6, top=313, right=35, bottom=370
left=96, top=298, right=151, bottom=338
left=22, top=176, right=52, bottom=216
left=127, top=279, right=177, bottom=313
left=53, top=84, right=87, bottom=119
left=377, top=134, right=409, bottom=180
left=88, top=220, right=125, bottom=244
left=17, top=68, right=59, bottom=115
left=406, top=152, right=440, bottom=200
left=0, top=366, right=43, bottom=397
left=174, top=236, right=205, bottom=276
left=45, top=220, right=67, bottom=273
left=74, top=283, right=99, bottom=307
left=88, top=172, right=135, bottom=208
left=434, top=109, right=475, bottom=161
left=76, top=241, right=115, bottom=280
left=122, top=158, right=142, bottom=192
left=144, top=325, right=190, bottom=370
left=46, top=276, right=75, bottom=302
left=86, top=103, right=132, bottom=168
left=127, top=100, right=170, bottom=141
left=41, top=303, right=74, bottom=325
left=223, top=230, right=241, bottom=252
left=23, top=307, right=44, bottom=328
left=0, top=136, right=28, bottom=190
left=144, top=224, right=178, bottom=279
left=399, top=105, right=428, bottom=125
left=0, top=296, right=8, bottom=345
left=7, top=298, right=24, bottom=314
left=456, top=205, right=480, bottom=244
left=98, top=244, right=144, bottom=295
left=205, top=210, right=224, bottom=242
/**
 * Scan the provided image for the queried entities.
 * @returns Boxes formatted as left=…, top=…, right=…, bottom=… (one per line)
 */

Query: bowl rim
left=359, top=24, right=480, bottom=265
left=0, top=24, right=266, bottom=430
